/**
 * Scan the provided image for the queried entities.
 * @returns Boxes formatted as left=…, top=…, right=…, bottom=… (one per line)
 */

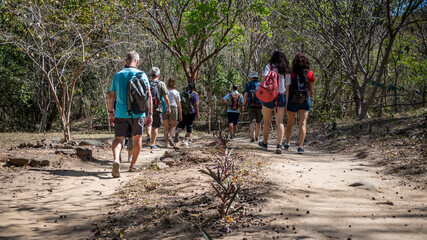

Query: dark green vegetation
left=0, top=0, right=425, bottom=140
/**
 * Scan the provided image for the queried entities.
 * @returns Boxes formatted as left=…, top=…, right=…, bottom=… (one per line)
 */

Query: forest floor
left=0, top=109, right=426, bottom=240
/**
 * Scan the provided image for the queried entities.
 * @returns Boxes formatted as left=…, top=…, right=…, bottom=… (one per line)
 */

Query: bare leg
left=163, top=120, right=169, bottom=142
left=151, top=127, right=159, bottom=146
left=112, top=136, right=125, bottom=161
left=131, top=135, right=142, bottom=166
left=285, top=111, right=296, bottom=144
left=169, top=120, right=177, bottom=137
left=255, top=122, right=261, bottom=140
left=229, top=123, right=233, bottom=136
left=298, top=110, right=309, bottom=147
left=250, top=122, right=256, bottom=139
left=275, top=107, right=285, bottom=144
left=262, top=106, right=273, bottom=143
left=233, top=125, right=237, bottom=135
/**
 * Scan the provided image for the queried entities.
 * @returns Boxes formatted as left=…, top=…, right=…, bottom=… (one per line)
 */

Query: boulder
left=8, top=154, right=33, bottom=166
left=51, top=143, right=65, bottom=149
left=55, top=149, right=77, bottom=155
left=29, top=155, right=59, bottom=167
left=349, top=180, right=377, bottom=191
left=79, top=140, right=103, bottom=147
left=76, top=147, right=92, bottom=161
left=154, top=161, right=169, bottom=169
left=51, top=137, right=61, bottom=144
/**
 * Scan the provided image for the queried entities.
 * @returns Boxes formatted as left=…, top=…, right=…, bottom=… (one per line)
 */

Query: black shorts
left=178, top=113, right=196, bottom=133
left=227, top=112, right=240, bottom=125
left=114, top=117, right=145, bottom=137
left=152, top=111, right=163, bottom=128
left=248, top=108, right=262, bottom=123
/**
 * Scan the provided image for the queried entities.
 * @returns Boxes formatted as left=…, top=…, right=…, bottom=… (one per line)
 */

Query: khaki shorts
left=162, top=106, right=178, bottom=121
left=248, top=108, right=263, bottom=123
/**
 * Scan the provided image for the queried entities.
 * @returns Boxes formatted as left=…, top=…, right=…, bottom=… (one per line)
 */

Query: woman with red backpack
left=284, top=53, right=315, bottom=154
left=257, top=49, right=291, bottom=154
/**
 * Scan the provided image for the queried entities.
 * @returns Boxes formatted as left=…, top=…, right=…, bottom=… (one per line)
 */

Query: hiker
left=222, top=84, right=243, bottom=139
left=174, top=82, right=199, bottom=141
left=258, top=49, right=291, bottom=154
left=163, top=77, right=182, bottom=148
left=241, top=71, right=263, bottom=142
left=145, top=67, right=171, bottom=150
left=284, top=53, right=315, bottom=154
left=108, top=51, right=152, bottom=177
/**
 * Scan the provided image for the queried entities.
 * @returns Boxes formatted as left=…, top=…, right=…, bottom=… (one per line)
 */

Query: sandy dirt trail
left=1, top=137, right=426, bottom=240
left=0, top=147, right=167, bottom=240
left=229, top=138, right=427, bottom=240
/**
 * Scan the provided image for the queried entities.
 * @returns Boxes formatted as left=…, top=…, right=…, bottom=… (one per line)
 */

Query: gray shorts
left=152, top=111, right=162, bottom=128
left=248, top=108, right=263, bottom=123
left=162, top=106, right=178, bottom=121
left=114, top=117, right=145, bottom=137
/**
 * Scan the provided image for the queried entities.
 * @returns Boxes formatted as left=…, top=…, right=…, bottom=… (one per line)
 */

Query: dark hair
left=232, top=84, right=238, bottom=90
left=186, top=82, right=196, bottom=92
left=167, top=77, right=176, bottom=89
left=269, top=49, right=290, bottom=75
left=292, top=53, right=310, bottom=73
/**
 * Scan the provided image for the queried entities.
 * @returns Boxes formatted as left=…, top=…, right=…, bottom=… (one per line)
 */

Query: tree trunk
left=38, top=101, right=50, bottom=133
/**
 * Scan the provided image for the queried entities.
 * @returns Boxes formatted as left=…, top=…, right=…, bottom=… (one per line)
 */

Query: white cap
left=150, top=67, right=160, bottom=77
left=248, top=71, right=259, bottom=79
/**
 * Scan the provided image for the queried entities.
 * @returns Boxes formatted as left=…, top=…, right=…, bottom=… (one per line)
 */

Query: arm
left=285, top=85, right=290, bottom=110
left=309, top=82, right=314, bottom=98
left=177, top=101, right=182, bottom=121
left=240, top=92, right=248, bottom=117
left=145, top=86, right=153, bottom=126
left=164, top=94, right=171, bottom=114
left=108, top=91, right=116, bottom=126
left=195, top=92, right=200, bottom=119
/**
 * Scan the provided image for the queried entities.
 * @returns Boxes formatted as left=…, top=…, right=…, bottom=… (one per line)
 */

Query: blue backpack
left=248, top=81, right=262, bottom=107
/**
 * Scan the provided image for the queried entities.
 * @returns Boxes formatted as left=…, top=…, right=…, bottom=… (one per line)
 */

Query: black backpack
left=248, top=81, right=262, bottom=107
left=126, top=71, right=150, bottom=115
left=290, top=71, right=309, bottom=104
left=150, top=80, right=161, bottom=109
left=180, top=91, right=194, bottom=115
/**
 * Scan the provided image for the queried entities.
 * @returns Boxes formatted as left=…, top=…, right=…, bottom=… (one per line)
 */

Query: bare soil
left=0, top=110, right=426, bottom=240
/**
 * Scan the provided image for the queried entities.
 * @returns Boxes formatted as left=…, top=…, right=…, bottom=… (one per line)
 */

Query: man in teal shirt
left=108, top=51, right=152, bottom=177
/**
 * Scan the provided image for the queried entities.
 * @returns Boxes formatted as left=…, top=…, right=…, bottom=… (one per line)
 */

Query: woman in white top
left=162, top=78, right=182, bottom=147
left=258, top=49, right=291, bottom=154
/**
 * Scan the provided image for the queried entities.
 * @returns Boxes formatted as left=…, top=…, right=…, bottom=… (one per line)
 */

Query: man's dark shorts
left=152, top=111, right=163, bottom=128
left=115, top=117, right=145, bottom=137
left=248, top=108, right=263, bottom=123
left=178, top=113, right=196, bottom=133
left=227, top=112, right=240, bottom=125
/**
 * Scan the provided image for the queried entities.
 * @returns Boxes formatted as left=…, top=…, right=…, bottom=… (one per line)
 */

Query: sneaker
left=167, top=137, right=175, bottom=148
left=150, top=145, right=158, bottom=150
left=146, top=138, right=151, bottom=146
left=283, top=142, right=290, bottom=150
left=250, top=138, right=255, bottom=143
left=276, top=144, right=283, bottom=154
left=129, top=165, right=139, bottom=172
left=255, top=137, right=259, bottom=142
left=297, top=147, right=304, bottom=154
left=258, top=141, right=268, bottom=149
left=112, top=162, right=120, bottom=178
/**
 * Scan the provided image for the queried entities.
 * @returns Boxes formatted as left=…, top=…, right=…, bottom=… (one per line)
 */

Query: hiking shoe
left=146, top=138, right=151, bottom=146
left=150, top=145, right=158, bottom=150
left=297, top=147, right=304, bottom=154
left=283, top=142, right=290, bottom=150
left=167, top=137, right=175, bottom=148
left=129, top=165, right=139, bottom=172
left=276, top=144, right=283, bottom=154
left=250, top=138, right=255, bottom=143
left=112, top=162, right=120, bottom=178
left=255, top=137, right=259, bottom=142
left=258, top=141, right=268, bottom=149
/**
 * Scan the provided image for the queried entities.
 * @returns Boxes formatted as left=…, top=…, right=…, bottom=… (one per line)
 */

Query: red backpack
left=229, top=92, right=242, bottom=110
left=256, top=63, right=279, bottom=103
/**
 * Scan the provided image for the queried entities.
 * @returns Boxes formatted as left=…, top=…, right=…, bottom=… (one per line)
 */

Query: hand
left=196, top=113, right=200, bottom=120
left=284, top=105, right=287, bottom=113
left=179, top=114, right=183, bottom=121
left=145, top=114, right=153, bottom=126
left=166, top=108, right=171, bottom=114
left=108, top=113, right=115, bottom=127
left=240, top=112, right=244, bottom=118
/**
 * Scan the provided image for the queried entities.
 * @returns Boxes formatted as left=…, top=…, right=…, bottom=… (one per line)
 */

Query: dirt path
left=0, top=145, right=168, bottom=240
left=1, top=135, right=426, bottom=240
left=228, top=137, right=427, bottom=240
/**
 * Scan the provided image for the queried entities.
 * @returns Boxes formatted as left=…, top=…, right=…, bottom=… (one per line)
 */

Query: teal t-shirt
left=109, top=67, right=150, bottom=118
